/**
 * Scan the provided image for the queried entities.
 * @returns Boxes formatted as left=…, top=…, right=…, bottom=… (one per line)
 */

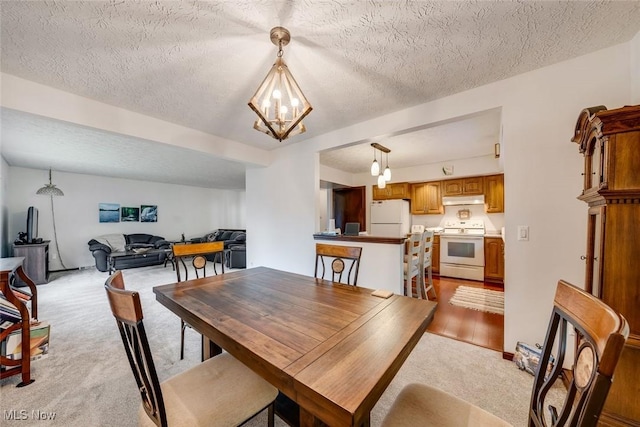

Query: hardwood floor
left=425, top=275, right=504, bottom=352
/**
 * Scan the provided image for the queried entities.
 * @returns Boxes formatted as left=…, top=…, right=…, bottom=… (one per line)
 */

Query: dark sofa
left=88, top=233, right=171, bottom=272
left=192, top=229, right=246, bottom=268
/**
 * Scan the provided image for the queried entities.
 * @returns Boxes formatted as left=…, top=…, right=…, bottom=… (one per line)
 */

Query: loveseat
left=88, top=233, right=171, bottom=272
left=192, top=229, right=246, bottom=268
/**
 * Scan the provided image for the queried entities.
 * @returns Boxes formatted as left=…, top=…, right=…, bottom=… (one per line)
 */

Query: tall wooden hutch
left=572, top=104, right=640, bottom=426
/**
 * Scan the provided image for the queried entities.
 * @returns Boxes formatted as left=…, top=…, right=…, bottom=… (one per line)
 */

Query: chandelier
left=370, top=143, right=391, bottom=188
left=248, top=27, right=312, bottom=142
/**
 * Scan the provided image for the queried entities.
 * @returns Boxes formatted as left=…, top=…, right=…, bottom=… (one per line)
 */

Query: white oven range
left=439, top=220, right=485, bottom=281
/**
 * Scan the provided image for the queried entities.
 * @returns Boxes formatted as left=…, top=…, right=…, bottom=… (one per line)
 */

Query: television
left=26, top=206, right=38, bottom=243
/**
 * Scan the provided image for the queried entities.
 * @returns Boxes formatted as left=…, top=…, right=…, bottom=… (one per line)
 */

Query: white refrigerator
left=370, top=200, right=411, bottom=237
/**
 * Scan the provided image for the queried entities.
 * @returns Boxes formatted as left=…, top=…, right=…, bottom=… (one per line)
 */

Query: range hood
left=442, top=195, right=485, bottom=206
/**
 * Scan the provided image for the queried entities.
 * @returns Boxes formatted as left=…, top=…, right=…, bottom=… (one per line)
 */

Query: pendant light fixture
left=370, top=143, right=391, bottom=187
left=370, top=146, right=380, bottom=176
left=383, top=152, right=391, bottom=182
left=248, top=27, right=312, bottom=142
left=36, top=169, right=67, bottom=269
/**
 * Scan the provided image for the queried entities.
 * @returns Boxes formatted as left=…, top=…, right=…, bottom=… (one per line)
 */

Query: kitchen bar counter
left=313, top=234, right=406, bottom=294
left=312, top=234, right=406, bottom=244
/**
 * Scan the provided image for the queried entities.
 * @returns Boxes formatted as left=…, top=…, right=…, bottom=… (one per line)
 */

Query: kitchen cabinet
left=483, top=237, right=504, bottom=284
left=484, top=174, right=504, bottom=213
left=572, top=104, right=640, bottom=426
left=432, top=235, right=440, bottom=274
left=410, top=182, right=443, bottom=215
left=442, top=177, right=484, bottom=196
left=372, top=182, right=410, bottom=200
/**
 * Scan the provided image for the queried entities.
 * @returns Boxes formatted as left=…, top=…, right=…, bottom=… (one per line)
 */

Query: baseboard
left=502, top=351, right=514, bottom=361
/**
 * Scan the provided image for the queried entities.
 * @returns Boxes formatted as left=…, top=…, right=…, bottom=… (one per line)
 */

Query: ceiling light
left=383, top=152, right=391, bottom=181
left=371, top=143, right=391, bottom=185
left=248, top=27, right=312, bottom=142
left=370, top=147, right=380, bottom=176
left=36, top=168, right=64, bottom=196
left=36, top=169, right=67, bottom=270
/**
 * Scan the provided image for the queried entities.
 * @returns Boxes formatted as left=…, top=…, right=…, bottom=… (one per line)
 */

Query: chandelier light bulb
left=272, top=89, right=281, bottom=99
left=377, top=173, right=386, bottom=189
left=371, top=159, right=379, bottom=176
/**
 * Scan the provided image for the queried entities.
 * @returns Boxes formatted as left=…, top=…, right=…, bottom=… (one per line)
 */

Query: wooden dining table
left=153, top=266, right=437, bottom=427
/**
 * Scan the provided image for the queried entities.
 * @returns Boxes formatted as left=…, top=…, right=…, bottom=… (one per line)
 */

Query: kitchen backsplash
left=411, top=205, right=504, bottom=235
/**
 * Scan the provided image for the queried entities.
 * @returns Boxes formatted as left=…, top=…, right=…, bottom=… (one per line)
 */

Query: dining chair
left=403, top=233, right=422, bottom=298
left=314, top=243, right=362, bottom=285
left=105, top=271, right=278, bottom=427
left=418, top=231, right=436, bottom=300
left=172, top=241, right=224, bottom=360
left=381, top=279, right=629, bottom=427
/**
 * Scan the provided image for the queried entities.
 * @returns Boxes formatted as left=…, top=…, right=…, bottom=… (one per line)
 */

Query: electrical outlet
left=517, top=225, right=529, bottom=241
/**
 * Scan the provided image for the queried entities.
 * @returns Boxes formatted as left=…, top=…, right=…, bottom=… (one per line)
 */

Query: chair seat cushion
left=138, top=352, right=277, bottom=427
left=382, top=383, right=512, bottom=427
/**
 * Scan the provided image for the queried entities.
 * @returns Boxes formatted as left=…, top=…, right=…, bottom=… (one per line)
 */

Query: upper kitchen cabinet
left=572, top=104, right=640, bottom=426
left=484, top=174, right=504, bottom=213
left=441, top=177, right=484, bottom=196
left=373, top=182, right=410, bottom=200
left=410, top=181, right=443, bottom=215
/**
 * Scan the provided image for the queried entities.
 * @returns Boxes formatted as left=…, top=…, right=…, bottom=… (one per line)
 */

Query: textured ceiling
left=1, top=1, right=640, bottom=188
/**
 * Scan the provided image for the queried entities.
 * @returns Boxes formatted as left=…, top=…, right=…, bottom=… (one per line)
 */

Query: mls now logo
left=4, top=410, right=28, bottom=420
left=3, top=409, right=56, bottom=421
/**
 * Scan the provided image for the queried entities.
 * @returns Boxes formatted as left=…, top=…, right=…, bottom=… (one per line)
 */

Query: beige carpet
left=1, top=264, right=558, bottom=426
left=449, top=285, right=505, bottom=315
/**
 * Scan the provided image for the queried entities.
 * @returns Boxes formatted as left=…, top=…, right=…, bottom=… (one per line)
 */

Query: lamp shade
left=37, top=169, right=64, bottom=196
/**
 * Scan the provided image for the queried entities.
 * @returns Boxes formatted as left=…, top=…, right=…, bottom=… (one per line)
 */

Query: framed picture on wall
left=99, top=203, right=120, bottom=223
left=121, top=207, right=140, bottom=222
left=140, top=205, right=157, bottom=222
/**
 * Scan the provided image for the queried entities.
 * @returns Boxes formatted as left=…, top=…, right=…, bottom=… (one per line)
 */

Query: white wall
left=0, top=156, right=9, bottom=257
left=247, top=41, right=635, bottom=353
left=632, top=31, right=640, bottom=103
left=7, top=167, right=245, bottom=270
left=246, top=142, right=318, bottom=274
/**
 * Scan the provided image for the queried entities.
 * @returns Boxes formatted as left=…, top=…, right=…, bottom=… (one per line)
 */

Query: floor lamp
left=36, top=169, right=67, bottom=270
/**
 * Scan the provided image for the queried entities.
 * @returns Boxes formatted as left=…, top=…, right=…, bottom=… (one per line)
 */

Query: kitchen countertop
left=313, top=234, right=406, bottom=245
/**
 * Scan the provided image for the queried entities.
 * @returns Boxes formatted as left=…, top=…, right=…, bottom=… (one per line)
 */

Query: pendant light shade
left=370, top=149, right=380, bottom=176
left=383, top=152, right=391, bottom=181
left=377, top=173, right=386, bottom=189
left=36, top=169, right=64, bottom=196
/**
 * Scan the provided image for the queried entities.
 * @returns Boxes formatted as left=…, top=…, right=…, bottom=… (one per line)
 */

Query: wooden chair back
left=314, top=243, right=362, bottom=286
left=172, top=241, right=224, bottom=281
left=105, top=271, right=167, bottom=427
left=529, top=280, right=629, bottom=427
left=421, top=231, right=434, bottom=268
left=403, top=233, right=422, bottom=297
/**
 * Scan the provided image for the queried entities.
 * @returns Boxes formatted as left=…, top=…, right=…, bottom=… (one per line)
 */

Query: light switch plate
left=517, top=225, right=529, bottom=241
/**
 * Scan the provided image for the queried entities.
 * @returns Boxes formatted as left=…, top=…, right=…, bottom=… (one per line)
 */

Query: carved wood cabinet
left=372, top=182, right=410, bottom=200
left=410, top=181, right=443, bottom=215
left=572, top=105, right=640, bottom=426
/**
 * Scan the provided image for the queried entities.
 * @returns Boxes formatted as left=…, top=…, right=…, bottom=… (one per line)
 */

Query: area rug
left=449, top=285, right=504, bottom=315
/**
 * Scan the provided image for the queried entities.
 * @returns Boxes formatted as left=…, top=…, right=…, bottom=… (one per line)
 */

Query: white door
left=370, top=223, right=403, bottom=238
